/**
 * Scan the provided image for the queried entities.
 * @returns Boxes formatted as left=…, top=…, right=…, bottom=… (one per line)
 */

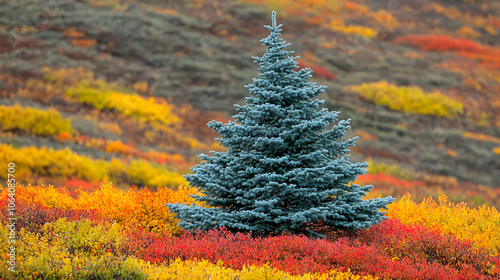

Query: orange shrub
left=58, top=131, right=72, bottom=142
left=75, top=176, right=200, bottom=235
left=105, top=140, right=137, bottom=156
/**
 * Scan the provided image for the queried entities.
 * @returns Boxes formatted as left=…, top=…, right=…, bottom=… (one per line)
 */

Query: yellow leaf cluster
left=0, top=104, right=72, bottom=136
left=66, top=79, right=178, bottom=126
left=387, top=195, right=500, bottom=255
left=126, top=160, right=187, bottom=188
left=348, top=81, right=464, bottom=118
left=136, top=258, right=376, bottom=280
left=0, top=144, right=106, bottom=182
left=0, top=143, right=187, bottom=188
left=0, top=219, right=143, bottom=279
left=330, top=19, right=377, bottom=38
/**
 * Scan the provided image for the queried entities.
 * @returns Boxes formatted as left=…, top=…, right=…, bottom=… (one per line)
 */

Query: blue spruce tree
left=167, top=12, right=394, bottom=238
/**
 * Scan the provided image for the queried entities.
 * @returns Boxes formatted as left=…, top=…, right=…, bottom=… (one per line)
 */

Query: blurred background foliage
left=0, top=0, right=499, bottom=207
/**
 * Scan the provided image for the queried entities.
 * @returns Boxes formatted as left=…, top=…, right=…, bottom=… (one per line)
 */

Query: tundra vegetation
left=0, top=0, right=499, bottom=278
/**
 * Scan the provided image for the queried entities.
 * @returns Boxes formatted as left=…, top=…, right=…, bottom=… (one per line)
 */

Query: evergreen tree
left=167, top=12, right=394, bottom=237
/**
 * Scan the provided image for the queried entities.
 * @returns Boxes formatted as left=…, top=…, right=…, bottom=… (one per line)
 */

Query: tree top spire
left=272, top=11, right=276, bottom=28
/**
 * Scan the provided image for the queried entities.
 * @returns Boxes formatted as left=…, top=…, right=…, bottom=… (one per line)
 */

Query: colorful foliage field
left=1, top=178, right=499, bottom=279
left=0, top=144, right=187, bottom=189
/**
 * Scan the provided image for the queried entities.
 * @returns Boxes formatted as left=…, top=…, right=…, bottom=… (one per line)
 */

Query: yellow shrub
left=67, top=79, right=178, bottom=125
left=136, top=258, right=376, bottom=280
left=387, top=195, right=500, bottom=255
left=0, top=143, right=186, bottom=189
left=126, top=160, right=187, bottom=188
left=0, top=104, right=71, bottom=136
left=330, top=19, right=377, bottom=38
left=348, top=81, right=464, bottom=118
left=0, top=144, right=106, bottom=182
left=0, top=219, right=144, bottom=279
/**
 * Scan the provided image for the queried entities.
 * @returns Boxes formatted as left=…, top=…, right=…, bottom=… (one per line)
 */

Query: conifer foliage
left=167, top=12, right=394, bottom=237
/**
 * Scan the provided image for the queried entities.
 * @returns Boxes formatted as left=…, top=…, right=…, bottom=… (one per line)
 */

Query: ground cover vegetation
left=0, top=0, right=498, bottom=204
left=0, top=0, right=499, bottom=278
left=1, top=178, right=499, bottom=279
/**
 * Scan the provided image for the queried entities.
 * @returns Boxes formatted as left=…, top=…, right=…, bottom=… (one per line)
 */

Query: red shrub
left=122, top=226, right=497, bottom=279
left=392, top=35, right=483, bottom=53
left=357, top=218, right=500, bottom=278
left=296, top=60, right=336, bottom=80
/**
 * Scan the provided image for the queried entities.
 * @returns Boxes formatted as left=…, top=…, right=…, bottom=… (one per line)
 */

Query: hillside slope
left=0, top=0, right=499, bottom=206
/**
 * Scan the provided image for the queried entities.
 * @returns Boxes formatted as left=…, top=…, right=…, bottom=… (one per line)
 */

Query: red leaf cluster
left=393, top=34, right=483, bottom=53
left=296, top=60, right=336, bottom=80
left=122, top=221, right=499, bottom=279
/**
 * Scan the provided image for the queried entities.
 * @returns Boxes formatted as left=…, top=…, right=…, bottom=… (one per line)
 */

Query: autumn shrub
left=387, top=195, right=500, bottom=255
left=62, top=177, right=99, bottom=194
left=348, top=81, right=464, bottom=118
left=296, top=60, right=336, bottom=80
left=329, top=19, right=377, bottom=38
left=393, top=34, right=500, bottom=69
left=365, top=158, right=415, bottom=181
left=126, top=160, right=187, bottom=188
left=1, top=184, right=77, bottom=210
left=105, top=139, right=138, bottom=156
left=0, top=217, right=373, bottom=280
left=66, top=78, right=178, bottom=126
left=462, top=132, right=500, bottom=144
left=62, top=27, right=97, bottom=49
left=0, top=143, right=107, bottom=182
left=0, top=199, right=104, bottom=233
left=128, top=227, right=493, bottom=279
left=393, top=34, right=483, bottom=53
left=75, top=177, right=199, bottom=235
left=358, top=218, right=499, bottom=277
left=0, top=144, right=187, bottom=188
left=0, top=219, right=145, bottom=280
left=137, top=258, right=375, bottom=280
left=0, top=104, right=72, bottom=136
left=356, top=174, right=423, bottom=190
